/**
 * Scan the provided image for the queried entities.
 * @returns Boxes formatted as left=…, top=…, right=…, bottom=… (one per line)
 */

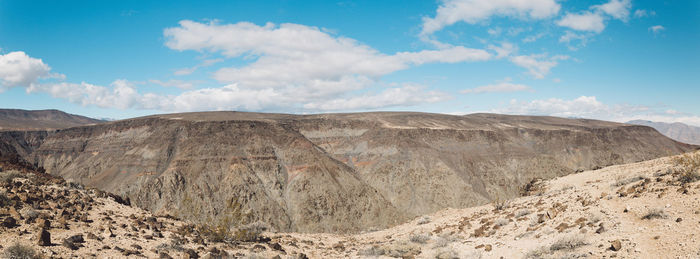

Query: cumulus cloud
left=593, top=0, right=631, bottom=21
left=421, top=0, right=560, bottom=35
left=303, top=85, right=451, bottom=111
left=492, top=96, right=700, bottom=127
left=0, top=51, right=61, bottom=91
left=165, top=21, right=490, bottom=90
left=461, top=81, right=531, bottom=94
left=510, top=54, right=568, bottom=79
left=556, top=12, right=606, bottom=33
left=633, top=9, right=655, bottom=18
left=11, top=20, right=489, bottom=112
left=555, top=0, right=632, bottom=34
left=649, top=25, right=665, bottom=34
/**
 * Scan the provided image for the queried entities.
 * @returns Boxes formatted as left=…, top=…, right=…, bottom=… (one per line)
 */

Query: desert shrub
left=358, top=245, right=385, bottom=256
left=493, top=198, right=509, bottom=211
left=383, top=242, right=420, bottom=258
left=642, top=208, right=668, bottom=220
left=549, top=235, right=587, bottom=251
left=524, top=246, right=550, bottom=259
left=233, top=221, right=267, bottom=242
left=587, top=212, right=602, bottom=224
left=155, top=237, right=185, bottom=252
left=243, top=253, right=265, bottom=259
left=409, top=233, right=430, bottom=244
left=20, top=208, right=39, bottom=222
left=434, top=248, right=459, bottom=259
left=417, top=216, right=431, bottom=225
left=520, top=178, right=545, bottom=196
left=0, top=192, right=11, bottom=207
left=494, top=218, right=509, bottom=227
left=612, top=176, right=645, bottom=187
left=0, top=171, right=23, bottom=185
left=515, top=209, right=532, bottom=218
left=674, top=152, right=700, bottom=184
left=2, top=243, right=40, bottom=259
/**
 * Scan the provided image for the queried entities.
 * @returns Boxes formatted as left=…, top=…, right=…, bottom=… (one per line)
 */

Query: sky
left=0, top=0, right=699, bottom=125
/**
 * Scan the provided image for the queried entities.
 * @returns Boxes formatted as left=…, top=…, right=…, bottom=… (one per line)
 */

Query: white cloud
left=492, top=96, right=700, bottom=127
left=522, top=32, right=546, bottom=43
left=649, top=25, right=665, bottom=34
left=173, top=58, right=223, bottom=76
left=510, top=54, right=568, bottom=79
left=0, top=51, right=60, bottom=91
left=26, top=80, right=164, bottom=110
left=556, top=12, right=606, bottom=33
left=633, top=9, right=655, bottom=18
left=487, top=42, right=517, bottom=58
left=461, top=82, right=531, bottom=94
left=593, top=0, right=631, bottom=21
left=165, top=20, right=490, bottom=91
left=421, top=0, right=560, bottom=35
left=302, top=85, right=451, bottom=111
left=148, top=79, right=202, bottom=89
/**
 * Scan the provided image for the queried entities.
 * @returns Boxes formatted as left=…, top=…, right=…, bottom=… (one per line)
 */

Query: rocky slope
left=3, top=149, right=699, bottom=258
left=0, top=109, right=103, bottom=131
left=628, top=120, right=700, bottom=145
left=0, top=111, right=696, bottom=233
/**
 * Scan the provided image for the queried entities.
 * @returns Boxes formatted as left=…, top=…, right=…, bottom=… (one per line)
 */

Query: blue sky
left=0, top=0, right=698, bottom=124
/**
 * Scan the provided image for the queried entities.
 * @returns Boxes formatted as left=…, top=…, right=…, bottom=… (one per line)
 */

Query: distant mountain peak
left=627, top=120, right=700, bottom=145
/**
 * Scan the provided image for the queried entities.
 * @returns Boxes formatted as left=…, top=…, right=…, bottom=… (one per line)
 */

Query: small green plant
left=2, top=243, right=40, bottom=259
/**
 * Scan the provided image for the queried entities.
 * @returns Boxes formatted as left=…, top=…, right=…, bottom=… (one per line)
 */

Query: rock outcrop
left=0, top=111, right=696, bottom=233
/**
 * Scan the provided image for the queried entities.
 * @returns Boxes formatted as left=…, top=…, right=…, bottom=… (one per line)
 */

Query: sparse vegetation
left=673, top=152, right=700, bottom=184
left=642, top=208, right=668, bottom=220
left=612, top=175, right=645, bottom=187
left=409, top=233, right=430, bottom=244
left=2, top=243, right=40, bottom=259
left=549, top=235, right=587, bottom=251
left=0, top=171, right=23, bottom=185
left=515, top=209, right=532, bottom=218
left=358, top=246, right=385, bottom=256
left=434, top=248, right=459, bottom=259
left=417, top=216, right=431, bottom=225
left=494, top=218, right=509, bottom=227
left=520, top=178, right=545, bottom=196
left=493, top=197, right=509, bottom=211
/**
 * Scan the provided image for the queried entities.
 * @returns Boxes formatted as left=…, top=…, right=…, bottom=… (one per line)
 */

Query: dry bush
left=200, top=221, right=267, bottom=243
left=417, top=216, right=431, bottom=225
left=520, top=178, right=545, bottom=196
left=673, top=152, right=700, bottom=184
left=642, top=208, right=668, bottom=220
left=2, top=243, right=40, bottom=259
left=612, top=175, right=644, bottom=187
left=549, top=235, right=587, bottom=251
left=493, top=197, right=509, bottom=211
left=358, top=245, right=385, bottom=256
left=515, top=209, right=532, bottom=218
left=434, top=248, right=459, bottom=259
left=0, top=171, right=23, bottom=185
left=409, top=233, right=430, bottom=244
left=494, top=218, right=509, bottom=227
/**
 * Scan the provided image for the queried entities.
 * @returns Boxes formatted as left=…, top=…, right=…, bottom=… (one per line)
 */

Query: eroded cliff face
left=0, top=112, right=696, bottom=233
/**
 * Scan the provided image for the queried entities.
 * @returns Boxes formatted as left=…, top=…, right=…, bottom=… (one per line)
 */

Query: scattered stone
left=676, top=218, right=683, bottom=223
left=184, top=249, right=199, bottom=259
left=36, top=218, right=50, bottom=229
left=484, top=244, right=493, bottom=252
left=2, top=217, right=18, bottom=228
left=159, top=252, right=173, bottom=259
left=36, top=228, right=51, bottom=246
left=131, top=244, right=143, bottom=250
left=610, top=240, right=622, bottom=251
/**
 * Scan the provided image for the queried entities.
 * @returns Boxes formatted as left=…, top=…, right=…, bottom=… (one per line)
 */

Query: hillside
left=3, top=149, right=699, bottom=258
left=0, top=109, right=103, bottom=131
left=628, top=120, right=700, bottom=145
left=0, top=111, right=696, bottom=234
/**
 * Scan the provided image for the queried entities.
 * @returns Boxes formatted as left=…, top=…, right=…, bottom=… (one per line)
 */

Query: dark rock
left=610, top=240, right=622, bottom=251
left=184, top=248, right=199, bottom=259
left=159, top=252, right=173, bottom=259
left=66, top=234, right=84, bottom=243
left=36, top=218, right=50, bottom=229
left=676, top=217, right=683, bottom=222
left=131, top=244, right=143, bottom=250
left=36, top=228, right=51, bottom=246
left=2, top=217, right=17, bottom=228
